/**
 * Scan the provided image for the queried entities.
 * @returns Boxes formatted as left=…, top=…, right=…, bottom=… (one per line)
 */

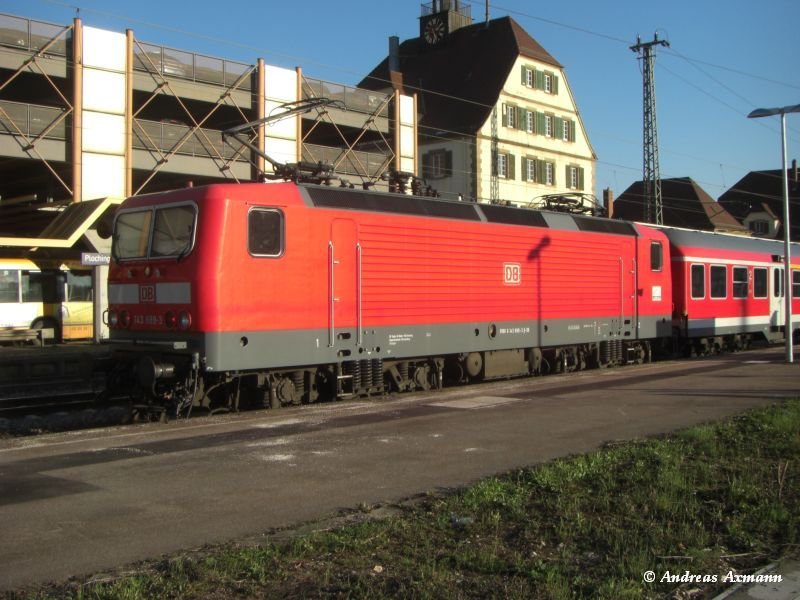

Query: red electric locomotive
left=661, top=226, right=800, bottom=354
left=106, top=182, right=673, bottom=414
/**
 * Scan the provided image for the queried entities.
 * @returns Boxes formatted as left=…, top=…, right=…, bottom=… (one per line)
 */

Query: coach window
left=774, top=269, right=783, bottom=298
left=248, top=209, right=284, bottom=257
left=732, top=266, right=748, bottom=299
left=753, top=268, right=768, bottom=299
left=691, top=264, right=705, bottom=299
left=710, top=265, right=727, bottom=299
left=793, top=269, right=800, bottom=299
left=650, top=241, right=663, bottom=271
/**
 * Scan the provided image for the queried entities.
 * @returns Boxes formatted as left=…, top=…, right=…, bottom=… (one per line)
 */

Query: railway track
left=0, top=337, right=776, bottom=437
left=0, top=343, right=132, bottom=434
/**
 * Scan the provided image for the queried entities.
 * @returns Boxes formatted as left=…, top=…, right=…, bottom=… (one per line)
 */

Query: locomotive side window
left=248, top=209, right=283, bottom=257
left=753, top=268, right=768, bottom=299
left=691, top=264, right=705, bottom=299
left=650, top=241, right=663, bottom=271
left=732, top=266, right=748, bottom=299
left=710, top=265, right=727, bottom=299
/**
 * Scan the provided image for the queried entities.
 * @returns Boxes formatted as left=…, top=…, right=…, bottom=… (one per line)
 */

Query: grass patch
left=11, top=400, right=800, bottom=599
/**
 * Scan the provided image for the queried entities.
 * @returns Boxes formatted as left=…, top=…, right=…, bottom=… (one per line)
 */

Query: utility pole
left=631, top=33, right=669, bottom=225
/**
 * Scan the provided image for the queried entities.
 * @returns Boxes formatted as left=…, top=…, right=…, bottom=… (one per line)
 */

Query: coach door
left=770, top=266, right=784, bottom=331
left=329, top=219, right=359, bottom=349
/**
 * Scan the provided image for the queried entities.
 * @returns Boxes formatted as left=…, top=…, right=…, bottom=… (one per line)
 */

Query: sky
left=4, top=0, right=799, bottom=201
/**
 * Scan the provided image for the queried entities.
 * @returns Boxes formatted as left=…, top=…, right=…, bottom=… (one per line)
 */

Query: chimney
left=388, top=36, right=404, bottom=92
left=603, top=188, right=614, bottom=219
left=388, top=36, right=400, bottom=72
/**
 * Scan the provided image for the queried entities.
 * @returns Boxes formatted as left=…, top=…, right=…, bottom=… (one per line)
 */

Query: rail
left=0, top=13, right=68, bottom=56
left=133, top=118, right=248, bottom=162
left=0, top=100, right=67, bottom=141
left=133, top=41, right=253, bottom=91
left=302, top=77, right=390, bottom=116
left=302, top=143, right=391, bottom=179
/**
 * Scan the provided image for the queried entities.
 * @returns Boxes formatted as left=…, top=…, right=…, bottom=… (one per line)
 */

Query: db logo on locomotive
left=139, top=284, right=155, bottom=303
left=503, top=263, right=521, bottom=285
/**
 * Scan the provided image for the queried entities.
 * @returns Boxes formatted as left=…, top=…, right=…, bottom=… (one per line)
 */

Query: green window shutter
left=536, top=159, right=546, bottom=184
left=552, top=75, right=559, bottom=95
left=521, top=157, right=527, bottom=182
left=422, top=152, right=432, bottom=179
left=508, top=153, right=516, bottom=180
left=565, top=165, right=570, bottom=186
left=521, top=65, right=527, bottom=85
left=551, top=162, right=557, bottom=186
left=535, top=69, right=544, bottom=90
left=517, top=106, right=526, bottom=128
left=491, top=151, right=498, bottom=176
left=444, top=150, right=453, bottom=177
left=537, top=112, right=546, bottom=136
left=578, top=167, right=585, bottom=190
left=570, top=119, right=577, bottom=142
left=501, top=105, right=508, bottom=127
left=555, top=117, right=564, bottom=140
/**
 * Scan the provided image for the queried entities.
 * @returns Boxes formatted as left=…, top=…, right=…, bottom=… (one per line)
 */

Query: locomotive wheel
left=465, top=352, right=483, bottom=379
left=275, top=377, right=299, bottom=406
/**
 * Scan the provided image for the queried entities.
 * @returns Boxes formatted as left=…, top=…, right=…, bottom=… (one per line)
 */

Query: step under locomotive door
left=328, top=219, right=359, bottom=349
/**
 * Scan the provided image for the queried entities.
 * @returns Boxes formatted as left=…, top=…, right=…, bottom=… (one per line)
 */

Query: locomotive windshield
left=113, top=204, right=196, bottom=260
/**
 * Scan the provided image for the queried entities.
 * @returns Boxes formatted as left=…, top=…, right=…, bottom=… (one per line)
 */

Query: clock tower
left=419, top=0, right=473, bottom=46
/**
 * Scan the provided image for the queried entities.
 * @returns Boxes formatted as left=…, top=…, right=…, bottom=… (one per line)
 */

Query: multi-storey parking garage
left=0, top=11, right=417, bottom=339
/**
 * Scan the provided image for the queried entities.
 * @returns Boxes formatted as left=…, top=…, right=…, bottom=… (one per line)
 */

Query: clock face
left=423, top=16, right=446, bottom=44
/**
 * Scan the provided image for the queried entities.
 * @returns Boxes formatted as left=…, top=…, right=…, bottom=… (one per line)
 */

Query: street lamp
left=748, top=103, right=800, bottom=364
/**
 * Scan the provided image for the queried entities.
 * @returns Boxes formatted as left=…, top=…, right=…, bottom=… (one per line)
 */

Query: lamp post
left=748, top=103, right=800, bottom=364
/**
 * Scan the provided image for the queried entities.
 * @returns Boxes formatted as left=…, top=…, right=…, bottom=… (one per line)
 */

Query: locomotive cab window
left=248, top=209, right=284, bottom=257
left=691, top=264, right=705, bottom=299
left=710, top=265, right=727, bottom=299
left=650, top=241, right=663, bottom=271
left=732, top=266, right=748, bottom=299
left=113, top=203, right=196, bottom=260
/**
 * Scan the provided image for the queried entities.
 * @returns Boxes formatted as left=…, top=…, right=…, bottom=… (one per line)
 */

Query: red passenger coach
left=662, top=226, right=800, bottom=353
left=107, top=182, right=672, bottom=413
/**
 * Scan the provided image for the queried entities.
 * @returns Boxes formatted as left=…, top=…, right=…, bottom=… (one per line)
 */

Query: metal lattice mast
left=631, top=33, right=669, bottom=225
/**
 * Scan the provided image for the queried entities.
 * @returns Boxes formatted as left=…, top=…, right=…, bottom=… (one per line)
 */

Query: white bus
left=0, top=258, right=93, bottom=342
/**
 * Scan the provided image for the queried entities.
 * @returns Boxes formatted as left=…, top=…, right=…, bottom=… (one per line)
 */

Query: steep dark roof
left=613, top=177, right=747, bottom=233
left=358, top=16, right=561, bottom=136
left=718, top=167, right=800, bottom=240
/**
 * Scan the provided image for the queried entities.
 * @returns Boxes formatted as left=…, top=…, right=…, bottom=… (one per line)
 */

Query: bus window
left=21, top=270, right=62, bottom=303
left=0, top=269, right=19, bottom=302
left=66, top=270, right=93, bottom=301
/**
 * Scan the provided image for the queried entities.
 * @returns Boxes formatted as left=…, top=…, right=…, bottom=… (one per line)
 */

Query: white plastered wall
left=81, top=26, right=126, bottom=201
left=263, top=65, right=299, bottom=173
left=398, top=94, right=416, bottom=175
